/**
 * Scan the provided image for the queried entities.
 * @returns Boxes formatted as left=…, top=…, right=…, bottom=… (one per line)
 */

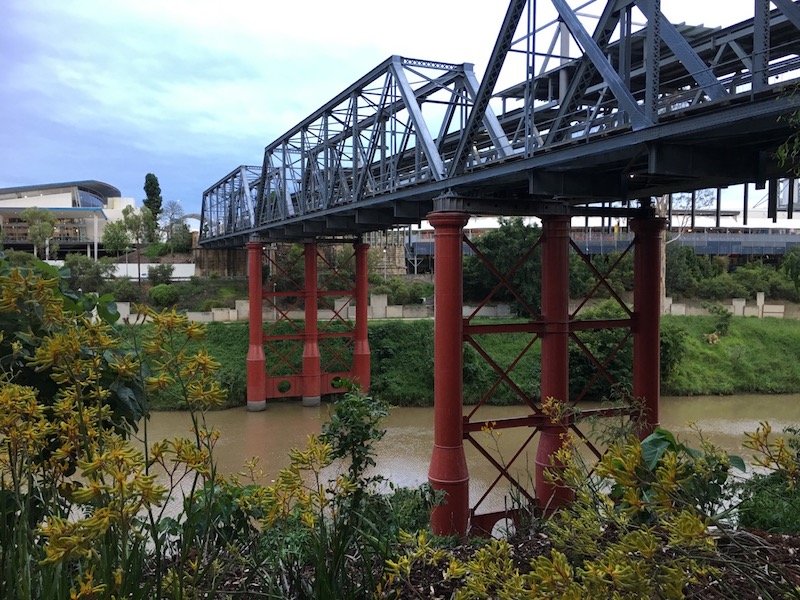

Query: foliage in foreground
left=1, top=252, right=799, bottom=599
left=381, top=426, right=799, bottom=599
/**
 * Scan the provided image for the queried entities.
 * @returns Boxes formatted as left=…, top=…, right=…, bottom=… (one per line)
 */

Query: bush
left=370, top=276, right=433, bottom=306
left=103, top=276, right=139, bottom=302
left=148, top=283, right=181, bottom=307
left=739, top=423, right=800, bottom=533
left=148, top=263, right=174, bottom=286
left=144, top=242, right=170, bottom=259
left=695, top=272, right=748, bottom=300
left=63, top=253, right=115, bottom=292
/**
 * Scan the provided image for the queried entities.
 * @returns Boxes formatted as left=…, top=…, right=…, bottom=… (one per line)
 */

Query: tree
left=20, top=207, right=58, bottom=259
left=160, top=199, right=188, bottom=252
left=122, top=205, right=154, bottom=289
left=462, top=217, right=542, bottom=315
left=143, top=173, right=163, bottom=240
left=170, top=223, right=193, bottom=253
left=782, top=245, right=800, bottom=293
left=102, top=220, right=131, bottom=259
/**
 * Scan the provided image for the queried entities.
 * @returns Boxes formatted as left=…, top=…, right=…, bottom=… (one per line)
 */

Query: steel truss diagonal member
left=552, top=0, right=651, bottom=131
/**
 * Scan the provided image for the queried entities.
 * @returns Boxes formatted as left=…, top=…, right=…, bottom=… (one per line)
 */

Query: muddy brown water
left=137, top=394, right=800, bottom=512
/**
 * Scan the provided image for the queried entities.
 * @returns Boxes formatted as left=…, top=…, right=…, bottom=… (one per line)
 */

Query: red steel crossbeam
left=569, top=239, right=634, bottom=318
left=464, top=332, right=541, bottom=414
left=463, top=235, right=542, bottom=319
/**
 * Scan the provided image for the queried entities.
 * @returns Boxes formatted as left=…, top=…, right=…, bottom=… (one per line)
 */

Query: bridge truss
left=200, top=0, right=800, bottom=537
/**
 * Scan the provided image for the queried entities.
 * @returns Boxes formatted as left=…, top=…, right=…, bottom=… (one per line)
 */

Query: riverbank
left=147, top=315, right=800, bottom=409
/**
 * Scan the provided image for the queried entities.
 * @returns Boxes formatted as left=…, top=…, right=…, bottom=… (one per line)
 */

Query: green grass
left=137, top=315, right=800, bottom=409
left=662, top=315, right=800, bottom=395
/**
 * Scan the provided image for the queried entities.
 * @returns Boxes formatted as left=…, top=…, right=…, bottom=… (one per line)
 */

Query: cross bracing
left=200, top=0, right=800, bottom=247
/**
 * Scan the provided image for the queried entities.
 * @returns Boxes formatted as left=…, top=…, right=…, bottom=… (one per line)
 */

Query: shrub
left=103, top=276, right=140, bottom=302
left=62, top=253, right=115, bottom=292
left=695, top=272, right=748, bottom=300
left=149, top=283, right=181, bottom=307
left=739, top=423, right=800, bottom=533
left=703, top=302, right=732, bottom=336
left=148, top=263, right=174, bottom=286
left=144, top=242, right=170, bottom=259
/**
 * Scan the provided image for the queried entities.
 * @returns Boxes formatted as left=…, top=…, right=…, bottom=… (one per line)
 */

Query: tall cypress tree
left=143, top=173, right=163, bottom=221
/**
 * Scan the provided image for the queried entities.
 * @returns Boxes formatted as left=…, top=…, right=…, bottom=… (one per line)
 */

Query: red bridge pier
left=245, top=238, right=371, bottom=409
left=427, top=208, right=666, bottom=537
left=247, top=238, right=266, bottom=412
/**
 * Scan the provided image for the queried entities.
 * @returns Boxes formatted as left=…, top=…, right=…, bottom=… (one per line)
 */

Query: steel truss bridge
left=200, top=0, right=800, bottom=246
left=199, top=0, right=800, bottom=537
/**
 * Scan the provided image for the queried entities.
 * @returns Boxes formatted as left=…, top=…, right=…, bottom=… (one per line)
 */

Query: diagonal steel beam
left=390, top=57, right=445, bottom=180
left=771, top=0, right=800, bottom=31
left=553, top=0, right=650, bottom=130
left=545, top=0, right=634, bottom=145
left=635, top=0, right=727, bottom=101
left=449, top=0, right=526, bottom=176
left=462, top=66, right=513, bottom=159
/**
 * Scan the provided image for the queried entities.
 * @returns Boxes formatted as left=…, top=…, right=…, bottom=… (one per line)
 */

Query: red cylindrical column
left=302, top=242, right=322, bottom=407
left=631, top=217, right=667, bottom=437
left=246, top=239, right=266, bottom=411
left=535, top=215, right=573, bottom=509
left=353, top=241, right=371, bottom=391
left=427, top=211, right=470, bottom=537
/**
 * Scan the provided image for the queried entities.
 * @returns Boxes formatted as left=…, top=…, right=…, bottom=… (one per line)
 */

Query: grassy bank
left=149, top=315, right=800, bottom=409
left=662, top=314, right=800, bottom=395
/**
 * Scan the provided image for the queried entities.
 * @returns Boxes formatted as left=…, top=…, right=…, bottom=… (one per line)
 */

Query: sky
left=1, top=1, right=758, bottom=216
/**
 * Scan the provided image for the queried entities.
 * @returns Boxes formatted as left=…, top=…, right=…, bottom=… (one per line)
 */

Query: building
left=0, top=181, right=135, bottom=259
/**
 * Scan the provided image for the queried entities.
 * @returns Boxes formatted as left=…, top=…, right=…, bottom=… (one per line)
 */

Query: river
left=137, top=394, right=800, bottom=511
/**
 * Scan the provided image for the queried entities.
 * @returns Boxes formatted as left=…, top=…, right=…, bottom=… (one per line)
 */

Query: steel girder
left=200, top=165, right=261, bottom=240
left=252, top=56, right=512, bottom=227
left=200, top=1, right=800, bottom=246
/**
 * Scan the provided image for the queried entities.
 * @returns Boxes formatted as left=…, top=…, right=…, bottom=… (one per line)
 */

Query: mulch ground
left=387, top=529, right=800, bottom=599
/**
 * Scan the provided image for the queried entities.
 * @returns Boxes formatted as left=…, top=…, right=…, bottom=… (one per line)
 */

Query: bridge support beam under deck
left=246, top=239, right=266, bottom=411
left=428, top=211, right=471, bottom=537
left=353, top=241, right=371, bottom=390
left=535, top=215, right=574, bottom=510
left=632, top=217, right=667, bottom=437
left=302, top=242, right=322, bottom=407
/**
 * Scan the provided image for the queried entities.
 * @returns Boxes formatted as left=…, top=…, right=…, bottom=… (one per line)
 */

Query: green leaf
left=728, top=455, right=746, bottom=472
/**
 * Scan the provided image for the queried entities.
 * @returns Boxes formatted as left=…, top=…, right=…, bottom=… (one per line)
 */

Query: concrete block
left=476, top=306, right=498, bottom=318
left=212, top=308, right=230, bottom=322
left=229, top=309, right=238, bottom=321
left=371, top=294, right=388, bottom=319
left=496, top=304, right=512, bottom=317
left=763, top=304, right=785, bottom=318
left=235, top=300, right=249, bottom=320
left=116, top=302, right=131, bottom=322
left=756, top=292, right=765, bottom=307
left=731, top=298, right=746, bottom=317
left=386, top=305, right=403, bottom=318
left=318, top=309, right=335, bottom=321
left=743, top=306, right=760, bottom=318
left=670, top=303, right=686, bottom=316
left=347, top=306, right=358, bottom=320
left=403, top=305, right=428, bottom=318
left=334, top=298, right=350, bottom=313
left=187, top=311, right=213, bottom=323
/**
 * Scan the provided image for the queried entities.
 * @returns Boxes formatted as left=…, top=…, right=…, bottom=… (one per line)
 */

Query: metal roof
left=0, top=180, right=121, bottom=200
